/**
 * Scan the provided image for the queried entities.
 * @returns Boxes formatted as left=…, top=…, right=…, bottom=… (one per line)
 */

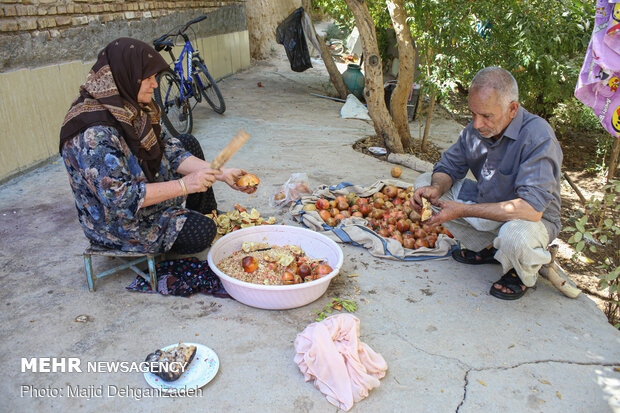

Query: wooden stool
left=83, top=245, right=159, bottom=292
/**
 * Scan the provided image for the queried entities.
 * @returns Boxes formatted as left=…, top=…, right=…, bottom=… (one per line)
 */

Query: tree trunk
left=344, top=0, right=404, bottom=153
left=607, top=136, right=620, bottom=184
left=387, top=0, right=415, bottom=151
left=301, top=1, right=348, bottom=99
left=421, top=87, right=436, bottom=153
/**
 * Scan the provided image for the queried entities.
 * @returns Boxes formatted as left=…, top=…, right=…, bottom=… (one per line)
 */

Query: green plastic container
left=342, top=64, right=365, bottom=101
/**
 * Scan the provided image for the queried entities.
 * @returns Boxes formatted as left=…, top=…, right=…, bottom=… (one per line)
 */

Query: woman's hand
left=217, top=168, right=258, bottom=194
left=182, top=169, right=218, bottom=194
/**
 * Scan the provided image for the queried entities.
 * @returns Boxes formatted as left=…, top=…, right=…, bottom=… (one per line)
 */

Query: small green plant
left=314, top=297, right=358, bottom=321
left=549, top=98, right=603, bottom=137
left=564, top=180, right=620, bottom=327
left=324, top=22, right=347, bottom=41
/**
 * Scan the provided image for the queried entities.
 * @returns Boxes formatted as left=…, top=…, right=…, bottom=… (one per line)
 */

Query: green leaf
left=589, top=245, right=597, bottom=253
left=576, top=241, right=585, bottom=252
left=604, top=219, right=613, bottom=227
left=564, top=226, right=576, bottom=232
left=575, top=220, right=586, bottom=233
left=573, top=232, right=583, bottom=242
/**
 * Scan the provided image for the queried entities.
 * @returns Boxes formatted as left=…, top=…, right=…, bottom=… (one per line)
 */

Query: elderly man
left=412, top=67, right=563, bottom=300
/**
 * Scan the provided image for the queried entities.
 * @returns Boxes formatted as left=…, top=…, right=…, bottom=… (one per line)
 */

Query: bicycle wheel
left=154, top=69, right=193, bottom=136
left=192, top=60, right=226, bottom=114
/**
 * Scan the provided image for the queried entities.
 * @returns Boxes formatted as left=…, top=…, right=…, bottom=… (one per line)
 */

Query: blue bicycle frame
left=173, top=40, right=197, bottom=100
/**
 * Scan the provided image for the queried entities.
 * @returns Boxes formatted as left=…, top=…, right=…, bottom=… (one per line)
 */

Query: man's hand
left=411, top=185, right=443, bottom=213
left=182, top=169, right=218, bottom=194
left=424, top=200, right=464, bottom=226
left=217, top=168, right=258, bottom=194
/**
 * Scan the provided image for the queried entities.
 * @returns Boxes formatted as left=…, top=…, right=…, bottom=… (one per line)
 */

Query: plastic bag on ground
left=340, top=94, right=371, bottom=121
left=269, top=173, right=312, bottom=208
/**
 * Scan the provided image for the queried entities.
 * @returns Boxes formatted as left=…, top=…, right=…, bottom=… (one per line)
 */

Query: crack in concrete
left=455, top=359, right=620, bottom=412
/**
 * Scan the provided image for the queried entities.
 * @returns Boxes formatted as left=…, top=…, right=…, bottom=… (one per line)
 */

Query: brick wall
left=0, top=0, right=247, bottom=71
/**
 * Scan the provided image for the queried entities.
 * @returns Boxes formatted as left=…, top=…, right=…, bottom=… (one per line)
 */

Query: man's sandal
left=489, top=269, right=527, bottom=300
left=452, top=246, right=499, bottom=265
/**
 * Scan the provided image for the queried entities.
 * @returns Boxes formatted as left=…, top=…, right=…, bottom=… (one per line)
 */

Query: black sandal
left=489, top=269, right=527, bottom=300
left=452, top=246, right=499, bottom=265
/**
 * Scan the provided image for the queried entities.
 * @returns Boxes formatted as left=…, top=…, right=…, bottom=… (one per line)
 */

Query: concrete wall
left=246, top=0, right=300, bottom=59
left=0, top=2, right=251, bottom=183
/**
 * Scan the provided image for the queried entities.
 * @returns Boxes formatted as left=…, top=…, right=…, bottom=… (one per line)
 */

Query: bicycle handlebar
left=153, top=15, right=207, bottom=51
left=181, top=15, right=206, bottom=34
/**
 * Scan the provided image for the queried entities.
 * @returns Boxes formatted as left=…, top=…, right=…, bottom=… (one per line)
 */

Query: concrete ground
left=1, top=49, right=619, bottom=413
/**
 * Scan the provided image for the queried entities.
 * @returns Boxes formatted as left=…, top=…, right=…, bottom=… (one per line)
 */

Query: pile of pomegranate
left=303, top=185, right=453, bottom=250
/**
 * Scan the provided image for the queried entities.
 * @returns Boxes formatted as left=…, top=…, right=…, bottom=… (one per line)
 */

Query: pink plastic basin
left=207, top=225, right=344, bottom=310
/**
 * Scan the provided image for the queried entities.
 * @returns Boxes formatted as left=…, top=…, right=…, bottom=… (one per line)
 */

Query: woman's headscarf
left=59, top=38, right=170, bottom=182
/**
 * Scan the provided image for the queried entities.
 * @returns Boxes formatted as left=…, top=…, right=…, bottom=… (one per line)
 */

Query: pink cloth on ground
left=293, top=314, right=388, bottom=411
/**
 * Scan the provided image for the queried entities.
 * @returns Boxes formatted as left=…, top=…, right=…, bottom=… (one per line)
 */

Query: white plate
left=368, top=146, right=387, bottom=155
left=143, top=342, right=219, bottom=394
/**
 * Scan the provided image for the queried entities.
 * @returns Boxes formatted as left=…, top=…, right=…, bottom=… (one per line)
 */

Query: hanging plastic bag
left=276, top=7, right=312, bottom=72
left=269, top=173, right=311, bottom=208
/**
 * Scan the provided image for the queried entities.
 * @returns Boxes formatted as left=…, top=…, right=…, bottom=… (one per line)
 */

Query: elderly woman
left=59, top=38, right=255, bottom=254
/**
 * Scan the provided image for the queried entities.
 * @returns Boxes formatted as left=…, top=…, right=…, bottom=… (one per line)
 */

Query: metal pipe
left=309, top=93, right=346, bottom=103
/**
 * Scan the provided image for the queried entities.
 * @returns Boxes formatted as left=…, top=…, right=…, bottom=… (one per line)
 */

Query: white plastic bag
left=269, top=173, right=311, bottom=208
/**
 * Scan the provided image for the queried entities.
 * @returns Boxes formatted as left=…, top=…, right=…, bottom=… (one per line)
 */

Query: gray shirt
left=433, top=106, right=563, bottom=241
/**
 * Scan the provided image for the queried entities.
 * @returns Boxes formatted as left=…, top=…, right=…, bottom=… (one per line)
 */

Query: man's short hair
left=470, top=67, right=519, bottom=107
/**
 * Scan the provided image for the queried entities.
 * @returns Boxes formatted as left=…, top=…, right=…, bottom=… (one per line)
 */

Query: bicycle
left=153, top=15, right=226, bottom=136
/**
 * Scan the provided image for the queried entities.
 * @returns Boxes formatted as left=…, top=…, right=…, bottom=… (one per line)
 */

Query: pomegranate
left=396, top=219, right=409, bottom=233
left=360, top=204, right=372, bottom=216
left=236, top=173, right=260, bottom=187
left=382, top=185, right=399, bottom=199
left=316, top=198, right=330, bottom=210
left=241, top=256, right=258, bottom=273
left=315, top=263, right=333, bottom=276
left=298, top=263, right=312, bottom=278
left=403, top=238, right=415, bottom=249
left=282, top=271, right=295, bottom=285
left=318, top=209, right=331, bottom=222
left=414, top=238, right=430, bottom=249
left=390, top=233, right=403, bottom=245
left=409, top=210, right=421, bottom=222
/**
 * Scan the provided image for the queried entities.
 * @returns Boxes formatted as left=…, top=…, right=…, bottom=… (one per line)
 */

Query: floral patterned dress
left=62, top=125, right=191, bottom=253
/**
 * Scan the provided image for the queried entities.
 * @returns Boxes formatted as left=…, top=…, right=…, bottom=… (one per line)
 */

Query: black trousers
left=169, top=134, right=218, bottom=254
